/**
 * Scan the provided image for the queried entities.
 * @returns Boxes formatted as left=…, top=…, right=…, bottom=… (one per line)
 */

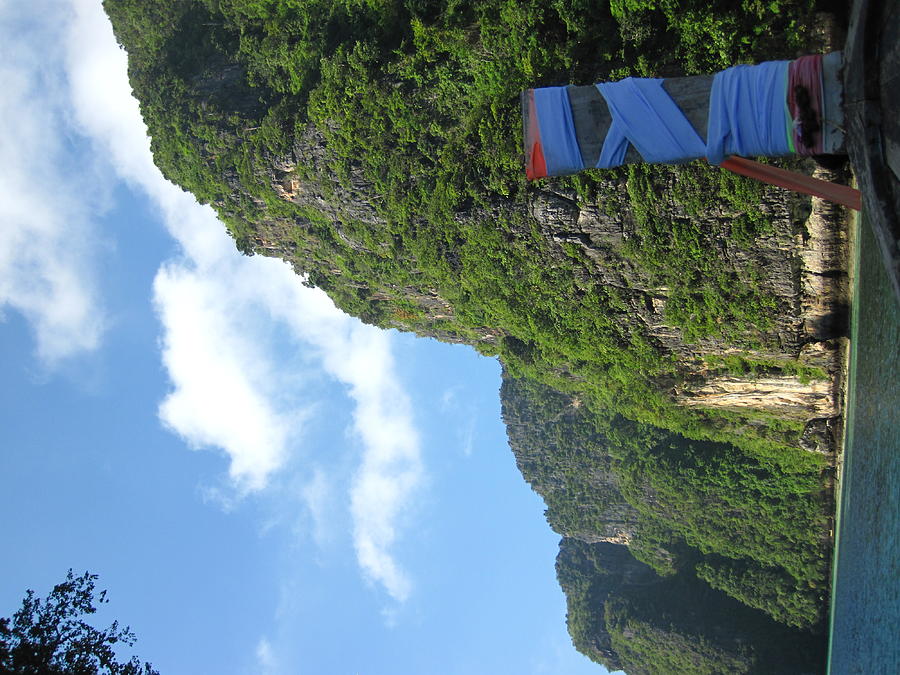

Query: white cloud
left=153, top=264, right=291, bottom=491
left=53, top=0, right=296, bottom=491
left=299, top=467, right=334, bottom=549
left=255, top=637, right=279, bottom=675
left=57, top=0, right=425, bottom=602
left=344, top=337, right=422, bottom=603
left=0, top=4, right=106, bottom=364
left=229, top=258, right=425, bottom=602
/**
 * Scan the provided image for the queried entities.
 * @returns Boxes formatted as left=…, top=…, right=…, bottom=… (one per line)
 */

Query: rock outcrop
left=502, top=374, right=641, bottom=545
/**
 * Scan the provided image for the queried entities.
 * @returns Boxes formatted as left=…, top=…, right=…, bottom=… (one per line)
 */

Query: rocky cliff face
left=554, top=536, right=828, bottom=674
left=525, top=169, right=849, bottom=418
left=259, top=131, right=851, bottom=427
left=555, top=538, right=658, bottom=669
left=499, top=365, right=833, bottom=633
left=501, top=374, right=641, bottom=545
left=105, top=0, right=850, bottom=448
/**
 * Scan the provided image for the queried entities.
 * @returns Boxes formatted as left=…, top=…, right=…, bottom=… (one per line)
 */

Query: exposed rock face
left=104, top=4, right=845, bottom=670
left=675, top=374, right=836, bottom=417
left=501, top=373, right=641, bottom=545
left=108, top=0, right=851, bottom=433
left=799, top=168, right=851, bottom=340
left=266, top=135, right=851, bottom=426
left=524, top=171, right=849, bottom=413
left=276, top=126, right=388, bottom=230
left=260, top=138, right=851, bottom=426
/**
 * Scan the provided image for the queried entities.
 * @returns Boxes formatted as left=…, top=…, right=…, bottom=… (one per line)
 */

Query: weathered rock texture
left=555, top=538, right=658, bottom=669
left=255, top=132, right=852, bottom=426
left=524, top=172, right=849, bottom=422
left=501, top=373, right=642, bottom=545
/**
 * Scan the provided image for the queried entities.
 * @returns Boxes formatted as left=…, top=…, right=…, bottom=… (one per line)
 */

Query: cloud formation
left=0, top=5, right=105, bottom=364
left=255, top=637, right=278, bottom=675
left=204, top=253, right=424, bottom=600
left=56, top=0, right=425, bottom=601
left=325, top=327, right=422, bottom=603
left=153, top=264, right=291, bottom=491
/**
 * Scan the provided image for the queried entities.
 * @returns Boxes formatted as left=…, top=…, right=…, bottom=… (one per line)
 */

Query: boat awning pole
left=719, top=156, right=862, bottom=210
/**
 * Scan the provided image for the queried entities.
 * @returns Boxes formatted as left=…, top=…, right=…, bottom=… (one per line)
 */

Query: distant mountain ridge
left=555, top=538, right=826, bottom=674
left=501, top=372, right=830, bottom=671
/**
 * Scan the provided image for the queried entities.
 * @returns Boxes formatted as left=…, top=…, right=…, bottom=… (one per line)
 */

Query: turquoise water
left=827, top=214, right=900, bottom=674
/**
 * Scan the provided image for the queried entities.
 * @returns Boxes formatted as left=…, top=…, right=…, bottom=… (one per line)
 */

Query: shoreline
left=825, top=203, right=900, bottom=674
left=825, top=194, right=859, bottom=672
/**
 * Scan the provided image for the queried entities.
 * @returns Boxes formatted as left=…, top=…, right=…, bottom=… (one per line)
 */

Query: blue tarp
left=706, top=60, right=791, bottom=164
left=595, top=78, right=706, bottom=168
left=532, top=86, right=583, bottom=175
left=525, top=59, right=795, bottom=177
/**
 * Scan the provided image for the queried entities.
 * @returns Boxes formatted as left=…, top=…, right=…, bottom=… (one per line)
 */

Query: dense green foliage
left=695, top=557, right=824, bottom=628
left=557, top=539, right=827, bottom=674
left=612, top=432, right=830, bottom=626
left=503, top=375, right=631, bottom=537
left=0, top=571, right=158, bottom=674
left=503, top=374, right=831, bottom=635
left=603, top=576, right=827, bottom=675
left=102, top=0, right=832, bottom=463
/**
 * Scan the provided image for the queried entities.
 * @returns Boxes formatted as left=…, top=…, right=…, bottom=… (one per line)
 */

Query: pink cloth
left=788, top=55, right=824, bottom=155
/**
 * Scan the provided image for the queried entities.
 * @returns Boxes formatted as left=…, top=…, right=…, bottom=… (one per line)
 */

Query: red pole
left=719, top=156, right=861, bottom=211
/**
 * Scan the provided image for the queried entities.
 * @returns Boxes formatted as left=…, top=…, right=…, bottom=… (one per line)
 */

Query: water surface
left=827, top=212, right=900, bottom=674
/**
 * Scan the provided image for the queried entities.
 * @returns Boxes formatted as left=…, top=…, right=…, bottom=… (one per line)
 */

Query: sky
left=0, top=2, right=612, bottom=673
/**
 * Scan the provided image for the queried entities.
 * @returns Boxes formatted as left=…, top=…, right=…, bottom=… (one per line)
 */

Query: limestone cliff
left=251, top=122, right=850, bottom=436
left=104, top=1, right=850, bottom=455
left=556, top=538, right=828, bottom=674
left=501, top=373, right=640, bottom=545
left=104, top=2, right=841, bottom=669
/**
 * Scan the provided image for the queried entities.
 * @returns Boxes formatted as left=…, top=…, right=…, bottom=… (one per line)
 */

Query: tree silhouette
left=0, top=570, right=158, bottom=674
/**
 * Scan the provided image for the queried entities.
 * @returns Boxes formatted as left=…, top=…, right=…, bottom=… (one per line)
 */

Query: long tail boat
left=521, top=0, right=899, bottom=303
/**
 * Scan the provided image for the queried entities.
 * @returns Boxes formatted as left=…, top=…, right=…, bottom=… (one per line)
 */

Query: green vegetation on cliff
left=557, top=538, right=827, bottom=674
left=104, top=1, right=841, bottom=671
left=103, top=0, right=832, bottom=463
left=502, top=374, right=831, bottom=634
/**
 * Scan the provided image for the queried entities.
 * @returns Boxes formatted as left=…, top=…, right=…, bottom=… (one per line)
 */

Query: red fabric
left=788, top=55, right=824, bottom=155
left=527, top=142, right=547, bottom=181
left=524, top=89, right=547, bottom=180
left=720, top=156, right=861, bottom=210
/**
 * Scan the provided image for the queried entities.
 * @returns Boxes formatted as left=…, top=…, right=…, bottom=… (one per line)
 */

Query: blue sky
left=0, top=2, right=612, bottom=673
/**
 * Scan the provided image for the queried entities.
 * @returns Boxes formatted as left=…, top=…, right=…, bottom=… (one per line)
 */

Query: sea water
left=827, top=212, right=900, bottom=674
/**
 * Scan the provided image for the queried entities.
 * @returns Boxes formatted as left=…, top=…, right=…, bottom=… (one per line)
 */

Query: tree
left=0, top=570, right=159, bottom=674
